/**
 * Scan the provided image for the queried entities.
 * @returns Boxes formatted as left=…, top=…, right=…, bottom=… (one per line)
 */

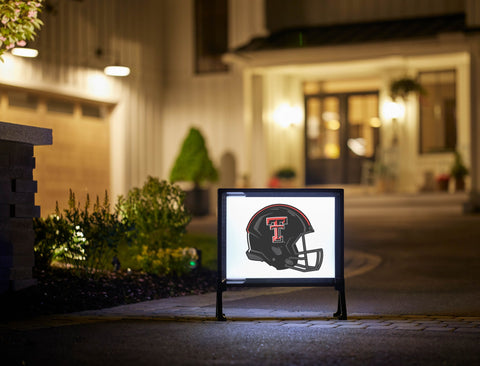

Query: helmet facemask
left=285, top=234, right=323, bottom=272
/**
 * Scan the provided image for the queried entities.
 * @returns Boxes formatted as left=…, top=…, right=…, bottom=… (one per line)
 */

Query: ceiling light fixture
left=96, top=47, right=130, bottom=77
left=104, top=65, right=130, bottom=77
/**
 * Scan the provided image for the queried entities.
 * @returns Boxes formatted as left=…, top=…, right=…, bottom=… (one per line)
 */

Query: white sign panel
left=224, top=194, right=337, bottom=281
left=216, top=188, right=347, bottom=321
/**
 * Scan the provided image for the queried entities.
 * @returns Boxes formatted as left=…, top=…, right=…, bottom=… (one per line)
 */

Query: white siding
left=466, top=0, right=480, bottom=26
left=1, top=0, right=164, bottom=197
left=229, top=0, right=268, bottom=49
left=161, top=0, right=246, bottom=188
left=3, top=0, right=477, bottom=198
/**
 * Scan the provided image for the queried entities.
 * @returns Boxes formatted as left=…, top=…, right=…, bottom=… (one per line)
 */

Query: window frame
left=194, top=0, right=229, bottom=74
left=418, top=69, right=457, bottom=155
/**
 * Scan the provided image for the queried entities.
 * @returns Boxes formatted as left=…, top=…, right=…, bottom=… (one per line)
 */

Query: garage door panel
left=0, top=90, right=111, bottom=216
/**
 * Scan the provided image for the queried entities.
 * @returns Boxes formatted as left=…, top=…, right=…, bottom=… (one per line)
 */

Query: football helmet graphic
left=246, top=204, right=323, bottom=272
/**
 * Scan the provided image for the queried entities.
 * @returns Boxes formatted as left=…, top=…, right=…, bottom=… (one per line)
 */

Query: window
left=46, top=98, right=75, bottom=115
left=81, top=103, right=105, bottom=119
left=8, top=90, right=38, bottom=110
left=194, top=0, right=228, bottom=74
left=419, top=70, right=456, bottom=153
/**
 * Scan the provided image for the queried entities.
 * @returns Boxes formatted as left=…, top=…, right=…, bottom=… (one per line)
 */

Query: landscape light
left=187, top=248, right=201, bottom=270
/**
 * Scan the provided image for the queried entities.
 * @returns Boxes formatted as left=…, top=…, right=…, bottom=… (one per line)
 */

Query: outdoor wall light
left=104, top=65, right=130, bottom=77
left=382, top=100, right=405, bottom=145
left=273, top=103, right=303, bottom=128
left=11, top=47, right=39, bottom=58
left=382, top=101, right=405, bottom=120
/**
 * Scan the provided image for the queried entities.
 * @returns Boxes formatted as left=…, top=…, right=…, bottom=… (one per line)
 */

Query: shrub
left=34, top=190, right=131, bottom=276
left=33, top=208, right=70, bottom=271
left=34, top=177, right=192, bottom=277
left=135, top=246, right=198, bottom=276
left=119, top=177, right=191, bottom=252
left=79, top=191, right=132, bottom=273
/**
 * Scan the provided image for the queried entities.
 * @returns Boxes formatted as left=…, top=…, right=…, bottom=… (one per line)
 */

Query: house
left=1, top=0, right=479, bottom=215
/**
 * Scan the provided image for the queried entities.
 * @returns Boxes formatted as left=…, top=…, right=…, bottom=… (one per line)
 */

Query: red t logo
left=266, top=216, right=288, bottom=243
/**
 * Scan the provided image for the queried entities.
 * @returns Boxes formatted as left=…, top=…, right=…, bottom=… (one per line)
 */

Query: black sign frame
left=216, top=188, right=347, bottom=321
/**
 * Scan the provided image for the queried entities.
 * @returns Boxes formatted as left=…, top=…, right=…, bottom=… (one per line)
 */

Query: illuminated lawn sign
left=216, top=188, right=347, bottom=321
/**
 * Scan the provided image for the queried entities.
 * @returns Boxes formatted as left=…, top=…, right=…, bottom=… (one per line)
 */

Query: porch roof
left=234, top=13, right=478, bottom=52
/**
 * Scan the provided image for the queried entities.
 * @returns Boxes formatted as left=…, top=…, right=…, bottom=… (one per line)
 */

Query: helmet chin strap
left=288, top=235, right=323, bottom=272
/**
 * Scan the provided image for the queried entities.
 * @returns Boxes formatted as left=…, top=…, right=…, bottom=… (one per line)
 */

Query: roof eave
left=223, top=32, right=474, bottom=70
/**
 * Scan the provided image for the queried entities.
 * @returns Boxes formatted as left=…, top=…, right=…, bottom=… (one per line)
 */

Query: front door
left=305, top=91, right=379, bottom=185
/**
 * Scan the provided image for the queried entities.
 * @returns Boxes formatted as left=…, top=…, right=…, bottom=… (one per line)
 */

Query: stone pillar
left=0, top=121, right=52, bottom=293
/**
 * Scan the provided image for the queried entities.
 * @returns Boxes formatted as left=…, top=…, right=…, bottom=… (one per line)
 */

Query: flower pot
left=185, top=187, right=210, bottom=216
left=454, top=177, right=466, bottom=192
left=376, top=177, right=395, bottom=193
left=436, top=179, right=449, bottom=192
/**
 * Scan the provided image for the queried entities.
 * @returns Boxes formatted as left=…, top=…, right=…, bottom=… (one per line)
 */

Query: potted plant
left=450, top=151, right=469, bottom=192
left=435, top=173, right=450, bottom=192
left=268, top=167, right=296, bottom=188
left=170, top=127, right=218, bottom=216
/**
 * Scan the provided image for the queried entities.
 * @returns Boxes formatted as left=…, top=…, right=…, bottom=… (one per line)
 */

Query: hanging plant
left=0, top=0, right=44, bottom=61
left=390, top=77, right=425, bottom=101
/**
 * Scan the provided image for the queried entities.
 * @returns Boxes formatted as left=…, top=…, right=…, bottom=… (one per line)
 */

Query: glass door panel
left=347, top=94, right=379, bottom=159
left=346, top=93, right=379, bottom=183
left=305, top=95, right=342, bottom=184
left=306, top=97, right=340, bottom=160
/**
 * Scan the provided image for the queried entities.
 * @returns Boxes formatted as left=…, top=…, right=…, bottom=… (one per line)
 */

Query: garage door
left=0, top=87, right=112, bottom=217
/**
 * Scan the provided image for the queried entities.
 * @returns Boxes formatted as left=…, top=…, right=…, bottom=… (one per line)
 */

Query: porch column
left=466, top=41, right=480, bottom=212
left=248, top=73, right=268, bottom=187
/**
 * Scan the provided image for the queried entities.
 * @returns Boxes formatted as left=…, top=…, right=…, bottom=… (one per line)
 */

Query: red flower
left=436, top=174, right=450, bottom=182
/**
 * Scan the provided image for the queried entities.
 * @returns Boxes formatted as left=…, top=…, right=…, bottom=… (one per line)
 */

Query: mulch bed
left=0, top=267, right=217, bottom=320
